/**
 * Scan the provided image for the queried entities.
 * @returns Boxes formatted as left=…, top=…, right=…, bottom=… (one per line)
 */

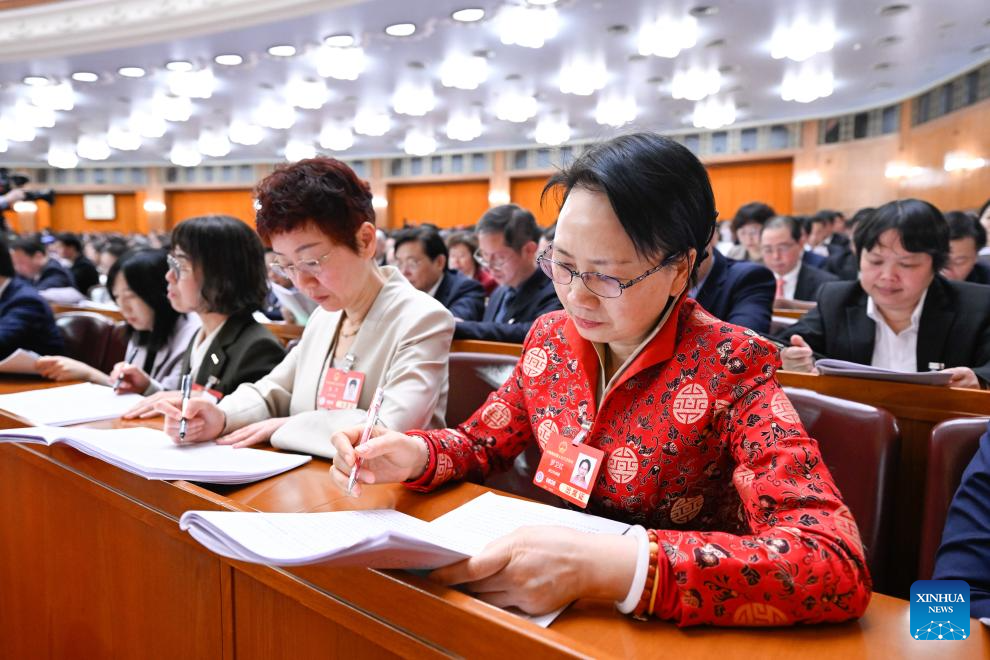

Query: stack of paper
left=815, top=359, right=952, bottom=385
left=0, top=382, right=144, bottom=425
left=0, top=425, right=311, bottom=484
left=0, top=349, right=40, bottom=375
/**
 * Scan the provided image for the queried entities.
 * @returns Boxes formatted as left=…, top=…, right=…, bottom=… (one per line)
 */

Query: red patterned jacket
left=407, top=299, right=872, bottom=626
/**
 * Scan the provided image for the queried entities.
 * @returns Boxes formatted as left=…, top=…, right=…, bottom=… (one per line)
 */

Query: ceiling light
left=168, top=68, right=215, bottom=99
left=170, top=141, right=202, bottom=167
left=319, top=122, right=355, bottom=151
left=638, top=16, right=698, bottom=58
left=198, top=128, right=232, bottom=158
left=0, top=115, right=35, bottom=142
left=23, top=75, right=48, bottom=86
left=166, top=60, right=193, bottom=72
left=944, top=152, right=987, bottom=172
left=403, top=128, right=437, bottom=156
left=770, top=19, right=836, bottom=62
left=76, top=134, right=111, bottom=161
left=385, top=23, right=416, bottom=37
left=284, top=139, right=316, bottom=161
left=214, top=54, right=243, bottom=66
left=392, top=83, right=436, bottom=116
left=143, top=200, right=167, bottom=213
left=12, top=201, right=37, bottom=213
left=255, top=99, right=296, bottom=129
left=15, top=100, right=55, bottom=128
left=793, top=171, right=823, bottom=188
left=155, top=93, right=193, bottom=122
left=286, top=79, right=329, bottom=109
left=884, top=162, right=922, bottom=179
left=324, top=34, right=355, bottom=47
left=107, top=124, right=142, bottom=151
left=130, top=110, right=167, bottom=138
left=496, top=5, right=559, bottom=48
left=452, top=8, right=485, bottom=22
left=559, top=57, right=607, bottom=95
left=354, top=109, right=391, bottom=136
left=692, top=97, right=736, bottom=129
left=372, top=196, right=388, bottom=209
left=47, top=143, right=78, bottom=169
left=440, top=55, right=488, bottom=90
left=594, top=95, right=638, bottom=127
left=71, top=71, right=99, bottom=82
left=534, top=115, right=571, bottom=145
left=780, top=65, right=834, bottom=103
left=30, top=81, right=74, bottom=111
left=315, top=46, right=365, bottom=81
left=494, top=92, right=538, bottom=122
left=118, top=66, right=146, bottom=78
left=671, top=67, right=721, bottom=101
left=268, top=45, right=297, bottom=57
left=0, top=136, right=7, bottom=153
left=446, top=109, right=483, bottom=141
left=229, top=120, right=265, bottom=145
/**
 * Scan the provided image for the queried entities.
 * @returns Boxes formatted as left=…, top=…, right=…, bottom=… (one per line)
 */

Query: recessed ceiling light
left=214, top=54, right=243, bottom=66
left=267, top=45, right=297, bottom=57
left=385, top=22, right=416, bottom=37
left=23, top=75, right=48, bottom=86
left=876, top=35, right=901, bottom=46
left=878, top=4, right=910, bottom=16
left=118, top=66, right=146, bottom=78
left=689, top=5, right=719, bottom=17
left=166, top=60, right=193, bottom=72
left=452, top=8, right=485, bottom=22
left=71, top=71, right=99, bottom=82
left=324, top=34, right=355, bottom=47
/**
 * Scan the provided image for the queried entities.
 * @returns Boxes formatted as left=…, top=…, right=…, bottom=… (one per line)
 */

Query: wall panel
left=165, top=189, right=256, bottom=228
left=509, top=175, right=558, bottom=227
left=46, top=193, right=139, bottom=234
left=387, top=180, right=489, bottom=229
left=706, top=159, right=794, bottom=219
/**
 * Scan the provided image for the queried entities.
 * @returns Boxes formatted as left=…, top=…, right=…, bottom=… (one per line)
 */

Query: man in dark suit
left=54, top=232, right=100, bottom=294
left=0, top=237, right=65, bottom=358
left=943, top=211, right=990, bottom=285
left=760, top=215, right=838, bottom=302
left=693, top=237, right=775, bottom=333
left=454, top=204, right=562, bottom=343
left=9, top=237, right=74, bottom=290
left=394, top=226, right=485, bottom=321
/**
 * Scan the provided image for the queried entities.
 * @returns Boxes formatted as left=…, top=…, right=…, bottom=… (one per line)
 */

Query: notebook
left=0, top=349, right=40, bottom=375
left=0, top=382, right=144, bottom=425
left=815, top=359, right=953, bottom=386
left=0, top=425, right=311, bottom=484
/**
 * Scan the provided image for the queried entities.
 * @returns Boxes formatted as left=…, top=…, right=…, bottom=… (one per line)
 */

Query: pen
left=178, top=373, right=193, bottom=442
left=348, top=387, right=385, bottom=496
left=113, top=348, right=138, bottom=392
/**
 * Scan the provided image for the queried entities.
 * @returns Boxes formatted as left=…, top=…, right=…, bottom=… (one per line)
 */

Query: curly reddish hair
left=254, top=157, right=375, bottom=251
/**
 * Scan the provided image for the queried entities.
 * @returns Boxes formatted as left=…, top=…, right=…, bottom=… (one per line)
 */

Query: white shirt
left=188, top=319, right=227, bottom=378
left=426, top=273, right=443, bottom=299
left=866, top=290, right=928, bottom=372
left=776, top=263, right=802, bottom=300
left=806, top=243, right=829, bottom=258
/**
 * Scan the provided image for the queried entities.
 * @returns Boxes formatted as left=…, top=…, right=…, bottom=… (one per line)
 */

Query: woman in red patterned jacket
left=329, top=132, right=872, bottom=626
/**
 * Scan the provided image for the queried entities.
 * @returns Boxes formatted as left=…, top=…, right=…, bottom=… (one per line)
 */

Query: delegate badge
left=317, top=368, right=365, bottom=410
left=533, top=431, right=604, bottom=509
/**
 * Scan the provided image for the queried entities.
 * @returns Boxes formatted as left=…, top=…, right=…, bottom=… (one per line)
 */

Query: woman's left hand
left=429, top=527, right=637, bottom=615
left=215, top=417, right=290, bottom=448
left=35, top=355, right=107, bottom=384
left=941, top=366, right=981, bottom=389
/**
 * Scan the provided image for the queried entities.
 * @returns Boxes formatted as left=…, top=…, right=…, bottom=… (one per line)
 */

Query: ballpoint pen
left=112, top=348, right=138, bottom=393
left=178, top=373, right=193, bottom=442
left=348, top=387, right=385, bottom=496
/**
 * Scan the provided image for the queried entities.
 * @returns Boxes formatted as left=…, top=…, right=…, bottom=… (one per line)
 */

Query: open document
left=815, top=359, right=953, bottom=385
left=0, top=425, right=311, bottom=484
left=0, top=382, right=144, bottom=425
left=0, top=349, right=40, bottom=375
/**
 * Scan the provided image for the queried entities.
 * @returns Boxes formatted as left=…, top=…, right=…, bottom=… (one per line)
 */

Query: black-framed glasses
left=166, top=253, right=192, bottom=280
left=269, top=252, right=332, bottom=280
left=536, top=245, right=681, bottom=299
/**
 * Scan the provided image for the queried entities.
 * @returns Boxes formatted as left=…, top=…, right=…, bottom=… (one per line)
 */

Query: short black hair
left=762, top=216, right=803, bottom=242
left=945, top=210, right=987, bottom=248
left=171, top=214, right=268, bottom=316
left=393, top=226, right=448, bottom=262
left=107, top=248, right=181, bottom=372
left=9, top=237, right=45, bottom=256
left=102, top=240, right=128, bottom=258
left=476, top=204, right=542, bottom=251
left=56, top=232, right=83, bottom=252
left=578, top=458, right=592, bottom=470
left=810, top=210, right=834, bottom=227
left=847, top=207, right=875, bottom=233
left=853, top=199, right=949, bottom=271
left=0, top=236, right=14, bottom=277
left=731, top=202, right=775, bottom=234
left=542, top=132, right=716, bottom=271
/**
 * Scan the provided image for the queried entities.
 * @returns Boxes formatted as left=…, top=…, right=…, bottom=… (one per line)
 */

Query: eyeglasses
left=759, top=243, right=798, bottom=256
left=474, top=248, right=516, bottom=269
left=269, top=252, right=332, bottom=279
left=395, top=257, right=426, bottom=271
left=536, top=245, right=681, bottom=299
left=166, top=253, right=192, bottom=280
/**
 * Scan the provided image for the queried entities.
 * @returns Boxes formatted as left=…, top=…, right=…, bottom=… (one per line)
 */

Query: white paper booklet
left=0, top=382, right=144, bottom=425
left=0, top=425, right=311, bottom=484
left=0, top=349, right=40, bottom=374
left=815, top=359, right=953, bottom=385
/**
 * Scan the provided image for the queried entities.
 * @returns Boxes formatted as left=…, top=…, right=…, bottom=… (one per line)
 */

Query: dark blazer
left=778, top=277, right=990, bottom=382
left=825, top=247, right=859, bottom=280
left=966, top=261, right=990, bottom=285
left=35, top=258, right=74, bottom=290
left=827, top=233, right=851, bottom=249
left=932, top=423, right=990, bottom=618
left=794, top=263, right=839, bottom=301
left=801, top=250, right=828, bottom=269
left=69, top=255, right=100, bottom=294
left=434, top=269, right=485, bottom=321
left=454, top=267, right=562, bottom=343
left=694, top=250, right=775, bottom=333
left=179, top=312, right=285, bottom=396
left=0, top=277, right=65, bottom=358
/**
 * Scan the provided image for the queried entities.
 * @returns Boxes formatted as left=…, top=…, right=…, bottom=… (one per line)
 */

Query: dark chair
left=783, top=387, right=900, bottom=592
left=101, top=321, right=130, bottom=374
left=917, top=417, right=988, bottom=580
left=55, top=312, right=117, bottom=370
left=446, top=351, right=518, bottom=427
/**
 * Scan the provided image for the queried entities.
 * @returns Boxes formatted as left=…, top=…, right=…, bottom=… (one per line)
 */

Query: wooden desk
left=262, top=321, right=304, bottom=346
left=50, top=302, right=124, bottom=321
left=0, top=380, right=987, bottom=658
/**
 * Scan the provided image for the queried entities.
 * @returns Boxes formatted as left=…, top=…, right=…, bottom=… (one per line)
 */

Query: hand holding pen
left=347, top=387, right=385, bottom=496
left=178, top=373, right=193, bottom=442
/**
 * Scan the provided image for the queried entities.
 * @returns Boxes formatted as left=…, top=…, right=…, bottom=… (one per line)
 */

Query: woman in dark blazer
left=779, top=199, right=990, bottom=388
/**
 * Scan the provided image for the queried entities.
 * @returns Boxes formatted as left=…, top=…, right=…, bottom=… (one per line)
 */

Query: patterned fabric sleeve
left=651, top=336, right=873, bottom=626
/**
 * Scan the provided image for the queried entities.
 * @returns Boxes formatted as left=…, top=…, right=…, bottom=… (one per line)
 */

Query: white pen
left=347, top=387, right=385, bottom=496
left=178, top=373, right=193, bottom=442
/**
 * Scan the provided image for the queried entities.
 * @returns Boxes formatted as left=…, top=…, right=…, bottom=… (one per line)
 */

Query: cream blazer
left=218, top=267, right=454, bottom=457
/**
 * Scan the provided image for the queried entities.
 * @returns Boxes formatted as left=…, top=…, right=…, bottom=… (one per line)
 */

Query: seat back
left=783, top=387, right=900, bottom=591
left=55, top=312, right=116, bottom=370
left=917, top=417, right=988, bottom=580
left=101, top=321, right=130, bottom=373
left=446, top=351, right=519, bottom=427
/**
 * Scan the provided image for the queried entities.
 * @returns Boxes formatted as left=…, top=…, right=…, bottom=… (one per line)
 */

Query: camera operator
left=0, top=189, right=25, bottom=232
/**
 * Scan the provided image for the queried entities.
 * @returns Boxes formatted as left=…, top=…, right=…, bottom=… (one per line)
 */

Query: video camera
left=0, top=168, right=55, bottom=205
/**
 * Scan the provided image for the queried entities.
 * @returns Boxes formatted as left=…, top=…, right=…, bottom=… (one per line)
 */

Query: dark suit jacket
left=932, top=423, right=990, bottom=617
left=801, top=250, right=828, bottom=269
left=695, top=250, right=775, bottom=333
left=778, top=277, right=990, bottom=383
left=827, top=233, right=851, bottom=249
left=454, top=267, right=562, bottom=343
left=179, top=312, right=285, bottom=396
left=824, top=247, right=858, bottom=280
left=434, top=269, right=485, bottom=321
left=966, top=261, right=990, bottom=285
left=70, top=255, right=100, bottom=294
left=34, top=258, right=74, bottom=290
left=794, top=263, right=839, bottom=302
left=0, top=277, right=65, bottom=358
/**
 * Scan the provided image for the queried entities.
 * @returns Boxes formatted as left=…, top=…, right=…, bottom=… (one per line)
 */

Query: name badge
left=191, top=383, right=222, bottom=404
left=533, top=431, right=604, bottom=509
left=318, top=368, right=365, bottom=410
